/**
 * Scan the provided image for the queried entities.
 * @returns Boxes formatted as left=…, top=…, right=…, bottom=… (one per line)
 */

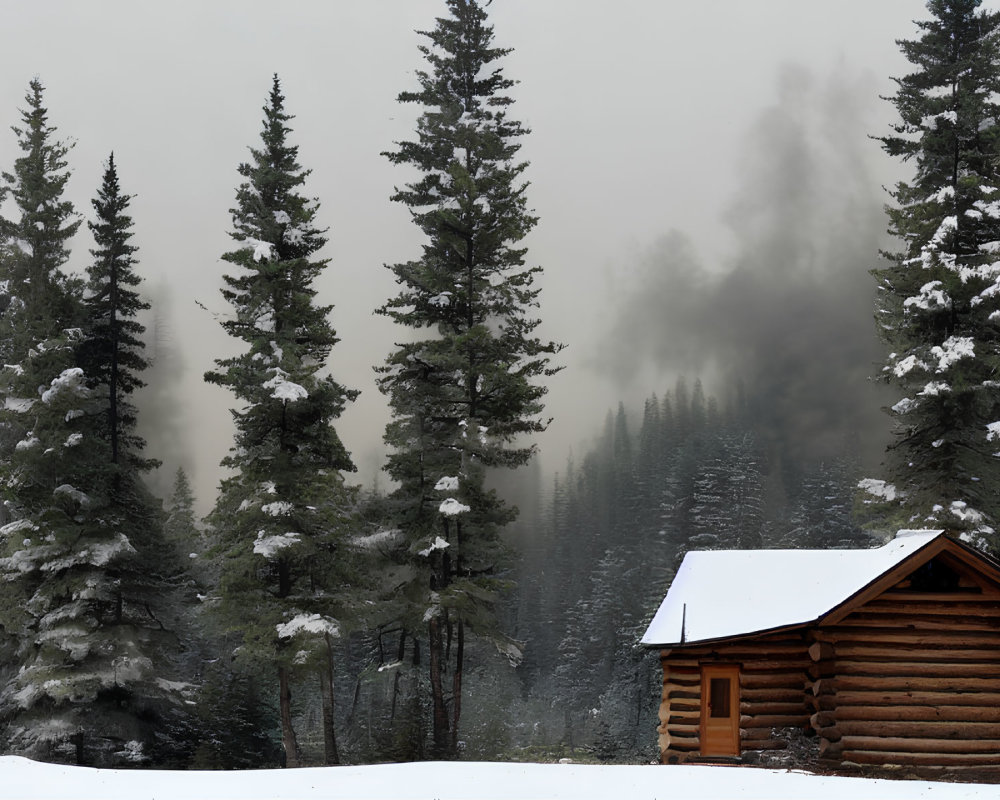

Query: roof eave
left=642, top=620, right=812, bottom=650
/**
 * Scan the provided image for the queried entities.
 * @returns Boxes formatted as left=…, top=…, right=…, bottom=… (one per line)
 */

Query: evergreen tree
left=77, top=154, right=152, bottom=471
left=0, top=79, right=83, bottom=501
left=872, top=0, right=1000, bottom=547
left=0, top=79, right=81, bottom=363
left=204, top=75, right=358, bottom=767
left=0, top=106, right=190, bottom=765
left=378, top=0, right=561, bottom=756
left=164, top=467, right=202, bottom=560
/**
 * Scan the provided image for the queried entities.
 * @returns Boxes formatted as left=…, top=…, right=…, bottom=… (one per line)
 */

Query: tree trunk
left=278, top=665, right=301, bottom=768
left=451, top=619, right=464, bottom=755
left=345, top=674, right=362, bottom=730
left=320, top=634, right=339, bottom=765
left=390, top=629, right=407, bottom=723
left=429, top=615, right=450, bottom=757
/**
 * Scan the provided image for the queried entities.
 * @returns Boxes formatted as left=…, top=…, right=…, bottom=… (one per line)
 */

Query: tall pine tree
left=378, top=0, right=562, bottom=757
left=205, top=75, right=358, bottom=767
left=872, top=0, right=1000, bottom=547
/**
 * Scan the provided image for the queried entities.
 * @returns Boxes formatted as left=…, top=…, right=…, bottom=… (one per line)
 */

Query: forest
left=2, top=0, right=1000, bottom=771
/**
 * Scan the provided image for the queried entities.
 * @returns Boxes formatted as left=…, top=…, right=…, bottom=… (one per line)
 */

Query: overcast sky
left=0, top=0, right=953, bottom=510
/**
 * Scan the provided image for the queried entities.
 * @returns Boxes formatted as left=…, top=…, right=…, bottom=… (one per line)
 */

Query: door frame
left=700, top=664, right=740, bottom=757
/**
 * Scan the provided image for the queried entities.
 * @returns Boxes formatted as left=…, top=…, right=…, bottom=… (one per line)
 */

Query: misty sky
left=0, top=0, right=945, bottom=510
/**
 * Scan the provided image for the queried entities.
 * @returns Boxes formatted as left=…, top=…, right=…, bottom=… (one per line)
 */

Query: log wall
left=658, top=633, right=811, bottom=763
left=810, top=590, right=1000, bottom=773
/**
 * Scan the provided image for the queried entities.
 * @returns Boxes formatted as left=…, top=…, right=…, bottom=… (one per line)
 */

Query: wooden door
left=700, top=665, right=740, bottom=757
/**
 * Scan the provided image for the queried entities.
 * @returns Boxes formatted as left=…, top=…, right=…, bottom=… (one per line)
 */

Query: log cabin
left=641, top=529, right=1000, bottom=774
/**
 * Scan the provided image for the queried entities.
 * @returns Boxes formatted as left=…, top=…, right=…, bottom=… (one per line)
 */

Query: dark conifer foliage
left=205, top=75, right=359, bottom=767
left=78, top=154, right=153, bottom=470
left=0, top=79, right=81, bottom=357
left=378, top=0, right=561, bottom=757
left=872, top=0, right=1000, bottom=546
left=0, top=86, right=191, bottom=767
left=164, top=467, right=202, bottom=559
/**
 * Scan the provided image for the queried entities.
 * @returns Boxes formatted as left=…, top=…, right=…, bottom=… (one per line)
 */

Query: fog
left=0, top=0, right=931, bottom=510
left=599, top=64, right=896, bottom=467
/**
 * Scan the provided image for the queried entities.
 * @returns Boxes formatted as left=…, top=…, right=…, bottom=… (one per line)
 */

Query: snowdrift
left=0, top=756, right=997, bottom=799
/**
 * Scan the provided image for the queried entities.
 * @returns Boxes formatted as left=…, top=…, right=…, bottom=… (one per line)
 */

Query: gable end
left=820, top=535, right=1000, bottom=627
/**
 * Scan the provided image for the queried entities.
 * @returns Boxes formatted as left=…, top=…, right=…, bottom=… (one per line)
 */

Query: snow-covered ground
left=2, top=757, right=998, bottom=800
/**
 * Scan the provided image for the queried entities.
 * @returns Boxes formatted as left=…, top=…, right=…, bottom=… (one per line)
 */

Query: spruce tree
left=164, top=467, right=202, bottom=560
left=0, top=97, right=189, bottom=765
left=0, top=79, right=81, bottom=363
left=872, top=0, right=1000, bottom=547
left=205, top=75, right=358, bottom=767
left=0, top=79, right=83, bottom=476
left=379, top=0, right=562, bottom=756
left=77, top=154, right=152, bottom=470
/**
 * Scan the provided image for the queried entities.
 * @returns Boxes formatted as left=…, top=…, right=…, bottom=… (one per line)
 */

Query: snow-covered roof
left=641, top=530, right=944, bottom=647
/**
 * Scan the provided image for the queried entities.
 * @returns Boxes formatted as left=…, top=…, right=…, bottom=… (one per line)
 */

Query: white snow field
left=1, top=758, right=998, bottom=800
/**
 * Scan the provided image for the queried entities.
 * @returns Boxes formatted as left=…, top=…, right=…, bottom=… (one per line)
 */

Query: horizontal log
left=665, top=739, right=700, bottom=751
left=834, top=675, right=1000, bottom=693
left=836, top=690, right=1000, bottom=708
left=667, top=708, right=700, bottom=721
left=740, top=688, right=803, bottom=703
left=662, top=661, right=701, bottom=672
left=741, top=659, right=813, bottom=672
left=665, top=722, right=699, bottom=734
left=832, top=644, right=1000, bottom=663
left=739, top=714, right=808, bottom=729
left=842, top=749, right=1000, bottom=767
left=879, top=589, right=1000, bottom=602
left=666, top=719, right=699, bottom=734
left=664, top=666, right=700, bottom=677
left=838, top=720, right=1000, bottom=739
left=836, top=704, right=1000, bottom=723
left=741, top=701, right=807, bottom=716
left=664, top=683, right=699, bottom=694
left=740, top=727, right=772, bottom=741
left=841, top=735, right=1000, bottom=755
left=813, top=629, right=1000, bottom=648
left=663, top=667, right=699, bottom=679
left=835, top=661, right=1000, bottom=679
left=742, top=672, right=807, bottom=689
left=862, top=599, right=1000, bottom=616
left=836, top=614, right=1000, bottom=632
